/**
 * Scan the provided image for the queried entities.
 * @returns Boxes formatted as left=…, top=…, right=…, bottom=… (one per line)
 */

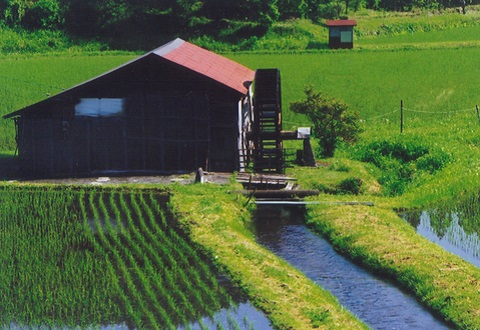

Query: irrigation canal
left=253, top=205, right=450, bottom=330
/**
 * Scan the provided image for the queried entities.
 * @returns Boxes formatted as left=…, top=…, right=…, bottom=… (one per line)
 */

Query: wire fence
left=360, top=101, right=480, bottom=133
left=402, top=107, right=477, bottom=114
left=282, top=101, right=480, bottom=137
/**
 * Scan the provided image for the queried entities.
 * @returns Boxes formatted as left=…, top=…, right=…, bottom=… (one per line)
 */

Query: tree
left=23, top=0, right=62, bottom=29
left=345, top=0, right=367, bottom=13
left=290, top=86, right=362, bottom=158
left=200, top=0, right=278, bottom=24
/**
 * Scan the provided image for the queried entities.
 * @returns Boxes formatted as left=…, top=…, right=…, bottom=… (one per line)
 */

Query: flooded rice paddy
left=402, top=193, right=480, bottom=268
left=0, top=188, right=272, bottom=330
left=253, top=205, right=449, bottom=330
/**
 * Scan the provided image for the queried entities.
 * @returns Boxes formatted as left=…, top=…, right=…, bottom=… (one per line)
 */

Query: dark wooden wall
left=14, top=55, right=242, bottom=177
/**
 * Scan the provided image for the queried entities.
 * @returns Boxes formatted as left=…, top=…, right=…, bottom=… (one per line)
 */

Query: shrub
left=318, top=2, right=345, bottom=20
left=416, top=151, right=451, bottom=174
left=338, top=177, right=363, bottom=195
left=22, top=0, right=62, bottom=30
left=290, top=86, right=363, bottom=158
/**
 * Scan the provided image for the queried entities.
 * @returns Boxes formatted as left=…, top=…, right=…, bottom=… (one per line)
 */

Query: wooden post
left=476, top=105, right=480, bottom=123
left=400, top=100, right=404, bottom=134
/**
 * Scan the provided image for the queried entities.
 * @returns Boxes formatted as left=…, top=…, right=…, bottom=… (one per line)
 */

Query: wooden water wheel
left=251, top=69, right=284, bottom=173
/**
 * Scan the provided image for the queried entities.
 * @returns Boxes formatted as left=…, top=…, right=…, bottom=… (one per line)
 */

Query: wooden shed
left=4, top=38, right=255, bottom=177
left=326, top=20, right=357, bottom=49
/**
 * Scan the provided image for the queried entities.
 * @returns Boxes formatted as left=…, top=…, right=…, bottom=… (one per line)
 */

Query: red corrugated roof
left=153, top=38, right=254, bottom=95
left=326, top=20, right=357, bottom=27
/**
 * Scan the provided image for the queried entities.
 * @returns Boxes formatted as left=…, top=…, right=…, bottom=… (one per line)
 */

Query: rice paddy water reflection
left=401, top=196, right=480, bottom=268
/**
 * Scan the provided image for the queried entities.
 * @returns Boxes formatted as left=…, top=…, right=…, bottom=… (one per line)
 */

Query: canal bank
left=306, top=202, right=480, bottom=329
left=170, top=184, right=367, bottom=329
left=170, top=182, right=480, bottom=329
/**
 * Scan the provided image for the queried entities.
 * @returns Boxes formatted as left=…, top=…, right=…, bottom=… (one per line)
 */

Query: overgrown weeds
left=347, top=136, right=451, bottom=196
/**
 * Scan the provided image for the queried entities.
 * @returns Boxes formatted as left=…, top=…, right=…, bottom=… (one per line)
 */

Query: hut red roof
left=326, top=20, right=357, bottom=27
left=154, top=38, right=254, bottom=95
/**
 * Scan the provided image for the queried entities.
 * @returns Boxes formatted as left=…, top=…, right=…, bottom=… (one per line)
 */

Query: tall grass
left=353, top=7, right=480, bottom=39
left=358, top=25, right=480, bottom=46
left=0, top=28, right=107, bottom=55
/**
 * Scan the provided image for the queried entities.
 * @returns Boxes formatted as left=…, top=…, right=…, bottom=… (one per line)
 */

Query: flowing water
left=253, top=205, right=450, bottom=330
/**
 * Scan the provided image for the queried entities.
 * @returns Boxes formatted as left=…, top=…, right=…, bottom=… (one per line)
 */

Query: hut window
left=75, top=98, right=125, bottom=117
left=340, top=30, right=352, bottom=43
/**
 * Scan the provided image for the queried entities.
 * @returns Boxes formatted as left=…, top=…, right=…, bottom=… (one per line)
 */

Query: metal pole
left=400, top=100, right=404, bottom=134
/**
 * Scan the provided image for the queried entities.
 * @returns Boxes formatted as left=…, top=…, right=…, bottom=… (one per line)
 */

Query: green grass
left=304, top=202, right=480, bottom=329
left=227, top=44, right=480, bottom=203
left=229, top=47, right=480, bottom=123
left=0, top=28, right=108, bottom=55
left=358, top=25, right=480, bottom=46
left=353, top=7, right=480, bottom=38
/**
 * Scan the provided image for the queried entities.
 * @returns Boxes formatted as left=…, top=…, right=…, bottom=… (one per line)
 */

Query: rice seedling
left=0, top=187, right=122, bottom=328
left=120, top=193, right=200, bottom=321
left=0, top=185, right=268, bottom=329
left=139, top=192, right=230, bottom=310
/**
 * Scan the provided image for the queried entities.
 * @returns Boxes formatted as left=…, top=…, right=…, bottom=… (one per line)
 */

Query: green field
left=3, top=36, right=480, bottom=139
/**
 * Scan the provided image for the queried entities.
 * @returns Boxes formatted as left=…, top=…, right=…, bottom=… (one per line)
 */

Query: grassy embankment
left=231, top=10, right=480, bottom=328
left=169, top=183, right=367, bottom=329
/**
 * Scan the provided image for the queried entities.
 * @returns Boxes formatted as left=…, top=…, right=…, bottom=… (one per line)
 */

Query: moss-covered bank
left=169, top=183, right=367, bottom=329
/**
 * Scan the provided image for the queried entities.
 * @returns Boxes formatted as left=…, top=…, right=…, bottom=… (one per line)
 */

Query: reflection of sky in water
left=407, top=211, right=480, bottom=268
left=183, top=302, right=273, bottom=330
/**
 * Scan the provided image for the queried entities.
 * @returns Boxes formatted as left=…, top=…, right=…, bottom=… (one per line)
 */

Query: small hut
left=326, top=20, right=357, bottom=49
left=4, top=38, right=255, bottom=177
